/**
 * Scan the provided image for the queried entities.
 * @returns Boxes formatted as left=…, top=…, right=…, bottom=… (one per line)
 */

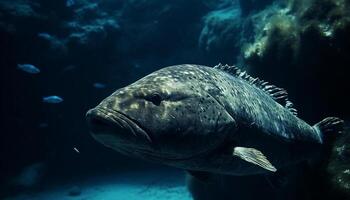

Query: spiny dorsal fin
left=285, top=100, right=298, bottom=116
left=214, top=63, right=298, bottom=116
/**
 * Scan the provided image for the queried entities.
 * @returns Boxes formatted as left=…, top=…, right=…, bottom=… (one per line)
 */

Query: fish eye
left=145, top=93, right=163, bottom=106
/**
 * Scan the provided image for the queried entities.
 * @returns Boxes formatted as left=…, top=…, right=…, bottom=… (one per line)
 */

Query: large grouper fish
left=86, top=64, right=344, bottom=176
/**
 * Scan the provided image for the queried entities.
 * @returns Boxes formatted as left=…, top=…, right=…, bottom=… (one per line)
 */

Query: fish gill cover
left=0, top=0, right=349, bottom=200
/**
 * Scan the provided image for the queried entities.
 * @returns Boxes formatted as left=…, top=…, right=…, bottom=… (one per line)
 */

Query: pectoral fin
left=233, top=147, right=277, bottom=172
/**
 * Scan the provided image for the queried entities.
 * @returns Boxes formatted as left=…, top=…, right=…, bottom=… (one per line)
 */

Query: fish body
left=42, top=96, right=63, bottom=104
left=93, top=82, right=107, bottom=89
left=17, top=64, right=40, bottom=74
left=86, top=64, right=343, bottom=175
left=37, top=32, right=53, bottom=40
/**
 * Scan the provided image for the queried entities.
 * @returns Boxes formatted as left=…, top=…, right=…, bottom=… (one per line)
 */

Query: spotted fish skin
left=86, top=64, right=342, bottom=176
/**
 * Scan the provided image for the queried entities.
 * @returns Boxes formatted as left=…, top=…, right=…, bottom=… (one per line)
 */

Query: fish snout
left=86, top=108, right=152, bottom=151
left=86, top=109, right=117, bottom=136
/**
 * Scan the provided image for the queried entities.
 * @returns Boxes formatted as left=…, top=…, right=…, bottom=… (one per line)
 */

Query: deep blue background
left=1, top=0, right=349, bottom=199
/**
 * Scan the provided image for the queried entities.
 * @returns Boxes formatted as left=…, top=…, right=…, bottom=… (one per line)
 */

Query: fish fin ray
left=285, top=100, right=298, bottom=116
left=314, top=117, right=344, bottom=142
left=232, top=146, right=277, bottom=172
left=213, top=64, right=298, bottom=116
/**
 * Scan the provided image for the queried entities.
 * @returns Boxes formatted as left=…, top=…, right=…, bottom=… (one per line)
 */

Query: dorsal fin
left=213, top=63, right=298, bottom=116
left=285, top=100, right=298, bottom=116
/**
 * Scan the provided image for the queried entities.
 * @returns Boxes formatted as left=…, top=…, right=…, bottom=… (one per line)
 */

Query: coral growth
left=243, top=0, right=350, bottom=66
left=241, top=0, right=350, bottom=119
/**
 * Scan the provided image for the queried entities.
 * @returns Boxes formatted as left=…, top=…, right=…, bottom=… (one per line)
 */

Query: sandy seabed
left=6, top=170, right=192, bottom=200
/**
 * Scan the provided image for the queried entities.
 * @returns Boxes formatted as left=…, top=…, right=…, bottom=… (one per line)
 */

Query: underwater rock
left=12, top=162, right=46, bottom=187
left=242, top=3, right=298, bottom=64
left=66, top=0, right=75, bottom=8
left=110, top=0, right=212, bottom=68
left=240, top=0, right=350, bottom=117
left=0, top=0, right=39, bottom=18
left=239, top=0, right=275, bottom=16
left=242, top=0, right=350, bottom=67
left=233, top=0, right=350, bottom=199
left=0, top=0, right=41, bottom=32
left=66, top=18, right=120, bottom=46
left=67, top=186, right=82, bottom=196
left=65, top=2, right=120, bottom=47
left=327, top=122, right=350, bottom=197
left=199, top=6, right=242, bottom=62
left=202, top=0, right=238, bottom=10
left=37, top=32, right=67, bottom=52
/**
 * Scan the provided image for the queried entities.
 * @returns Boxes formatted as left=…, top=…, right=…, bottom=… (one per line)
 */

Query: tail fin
left=314, top=117, right=344, bottom=143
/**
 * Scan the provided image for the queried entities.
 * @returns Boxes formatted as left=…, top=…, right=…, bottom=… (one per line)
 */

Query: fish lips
left=86, top=108, right=225, bottom=162
left=86, top=107, right=152, bottom=150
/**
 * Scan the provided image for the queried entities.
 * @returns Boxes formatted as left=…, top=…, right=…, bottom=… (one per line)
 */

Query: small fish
left=73, top=147, right=80, bottom=153
left=66, top=0, right=75, bottom=7
left=93, top=82, right=106, bottom=89
left=42, top=96, right=63, bottom=104
left=17, top=64, right=40, bottom=74
left=37, top=32, right=53, bottom=40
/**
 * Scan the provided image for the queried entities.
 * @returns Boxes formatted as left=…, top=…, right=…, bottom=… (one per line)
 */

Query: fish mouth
left=86, top=108, right=224, bottom=163
left=86, top=107, right=152, bottom=148
left=86, top=108, right=192, bottom=160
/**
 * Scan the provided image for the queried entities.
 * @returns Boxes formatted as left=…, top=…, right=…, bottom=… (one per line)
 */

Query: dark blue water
left=1, top=0, right=349, bottom=199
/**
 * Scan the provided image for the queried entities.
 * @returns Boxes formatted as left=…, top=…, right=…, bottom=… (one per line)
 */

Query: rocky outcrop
left=240, top=0, right=350, bottom=119
left=327, top=122, right=350, bottom=197
left=239, top=0, right=275, bottom=16
left=199, top=5, right=242, bottom=63
left=238, top=1, right=350, bottom=198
